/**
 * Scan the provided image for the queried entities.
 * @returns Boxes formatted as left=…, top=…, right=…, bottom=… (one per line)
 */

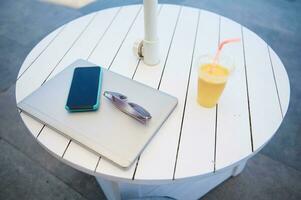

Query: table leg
left=96, top=177, right=121, bottom=200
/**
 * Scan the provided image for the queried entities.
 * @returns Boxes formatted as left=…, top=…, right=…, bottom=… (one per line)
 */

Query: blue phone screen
left=66, top=66, right=101, bottom=110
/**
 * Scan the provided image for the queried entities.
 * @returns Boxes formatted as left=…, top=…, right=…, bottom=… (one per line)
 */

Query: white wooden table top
left=16, top=4, right=290, bottom=182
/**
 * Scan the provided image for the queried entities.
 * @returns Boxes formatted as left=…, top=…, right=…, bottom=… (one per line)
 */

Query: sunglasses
left=103, top=91, right=152, bottom=123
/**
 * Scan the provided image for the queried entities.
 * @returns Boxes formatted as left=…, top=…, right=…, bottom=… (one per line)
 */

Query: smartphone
left=65, top=66, right=102, bottom=112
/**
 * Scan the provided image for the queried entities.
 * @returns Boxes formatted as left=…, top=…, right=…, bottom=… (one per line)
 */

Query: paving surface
left=0, top=0, right=300, bottom=199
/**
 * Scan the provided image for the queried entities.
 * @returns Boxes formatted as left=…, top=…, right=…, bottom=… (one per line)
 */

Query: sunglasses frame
left=103, top=91, right=152, bottom=123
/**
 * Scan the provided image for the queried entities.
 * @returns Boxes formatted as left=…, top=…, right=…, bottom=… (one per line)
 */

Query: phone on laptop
left=65, top=66, right=102, bottom=112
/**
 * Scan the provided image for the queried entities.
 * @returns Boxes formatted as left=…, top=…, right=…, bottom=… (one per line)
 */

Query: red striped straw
left=210, top=38, right=241, bottom=72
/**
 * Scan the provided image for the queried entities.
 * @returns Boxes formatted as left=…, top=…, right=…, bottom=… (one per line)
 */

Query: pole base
left=133, top=39, right=160, bottom=66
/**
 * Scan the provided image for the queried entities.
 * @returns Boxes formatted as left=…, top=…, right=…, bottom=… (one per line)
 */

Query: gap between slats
left=267, top=46, right=284, bottom=118
left=156, top=7, right=182, bottom=89
left=213, top=16, right=221, bottom=173
left=241, top=26, right=254, bottom=152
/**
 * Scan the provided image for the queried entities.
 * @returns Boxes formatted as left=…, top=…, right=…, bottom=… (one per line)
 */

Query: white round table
left=16, top=4, right=290, bottom=200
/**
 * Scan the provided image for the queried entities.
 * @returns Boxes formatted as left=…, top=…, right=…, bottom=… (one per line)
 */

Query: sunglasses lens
left=128, top=102, right=151, bottom=119
left=104, top=91, right=152, bottom=123
left=105, top=91, right=127, bottom=103
left=111, top=92, right=126, bottom=100
left=118, top=94, right=127, bottom=100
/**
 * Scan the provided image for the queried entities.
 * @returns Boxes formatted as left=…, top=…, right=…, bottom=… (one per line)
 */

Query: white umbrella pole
left=142, top=0, right=160, bottom=65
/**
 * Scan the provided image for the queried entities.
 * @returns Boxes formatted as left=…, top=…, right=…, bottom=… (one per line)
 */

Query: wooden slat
left=268, top=47, right=290, bottom=116
left=174, top=10, right=219, bottom=179
left=20, top=112, right=44, bottom=137
left=37, top=126, right=69, bottom=156
left=215, top=17, right=252, bottom=170
left=242, top=27, right=282, bottom=150
left=47, top=7, right=120, bottom=80
left=63, top=141, right=99, bottom=171
left=17, top=26, right=64, bottom=79
left=16, top=13, right=96, bottom=103
left=109, top=5, right=162, bottom=78
left=134, top=6, right=199, bottom=180
left=88, top=5, right=142, bottom=68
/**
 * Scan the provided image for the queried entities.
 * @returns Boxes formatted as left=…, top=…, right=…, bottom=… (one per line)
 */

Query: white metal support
left=133, top=0, right=160, bottom=65
left=142, top=0, right=160, bottom=65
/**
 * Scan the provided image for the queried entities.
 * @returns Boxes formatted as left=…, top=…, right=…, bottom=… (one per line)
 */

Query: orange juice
left=197, top=63, right=229, bottom=108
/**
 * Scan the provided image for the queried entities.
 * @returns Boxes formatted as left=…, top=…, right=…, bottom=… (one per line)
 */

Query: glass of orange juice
left=197, top=55, right=234, bottom=108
